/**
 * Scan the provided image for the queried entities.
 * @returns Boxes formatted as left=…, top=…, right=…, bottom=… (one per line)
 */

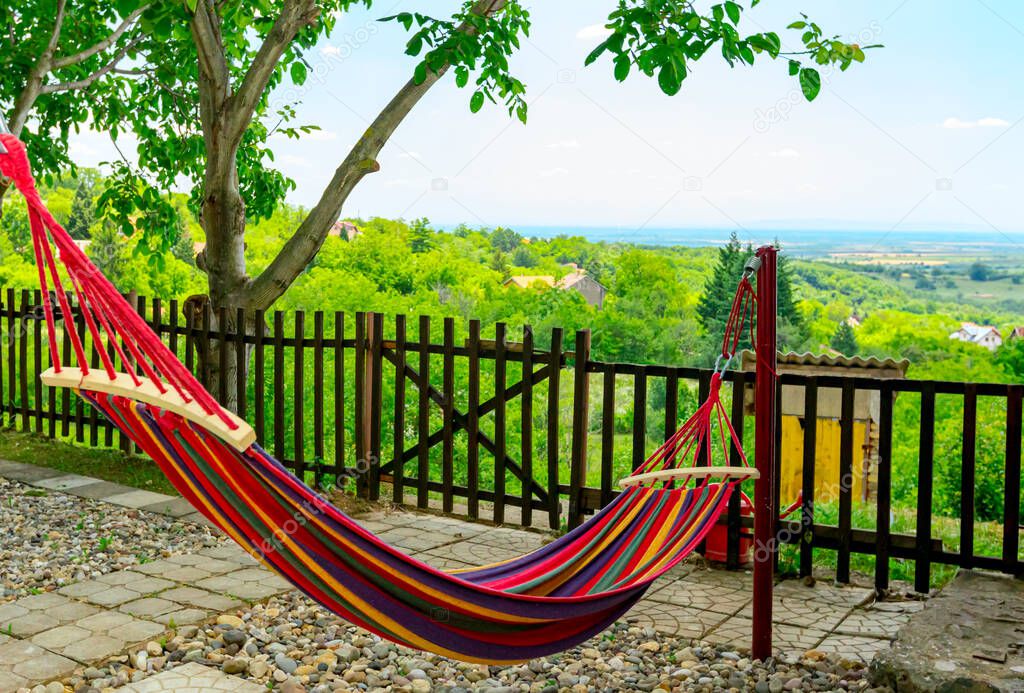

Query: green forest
left=5, top=171, right=1024, bottom=380
left=2, top=172, right=1022, bottom=582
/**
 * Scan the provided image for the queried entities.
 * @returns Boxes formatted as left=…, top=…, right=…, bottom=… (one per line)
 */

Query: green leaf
left=613, top=55, right=630, bottom=82
left=658, top=63, right=681, bottom=95
left=788, top=59, right=800, bottom=76
left=469, top=91, right=485, bottom=113
left=725, top=2, right=742, bottom=25
left=290, top=62, right=307, bottom=87
left=788, top=20, right=807, bottom=29
left=798, top=67, right=821, bottom=101
left=413, top=61, right=428, bottom=85
left=455, top=66, right=469, bottom=88
left=584, top=38, right=610, bottom=67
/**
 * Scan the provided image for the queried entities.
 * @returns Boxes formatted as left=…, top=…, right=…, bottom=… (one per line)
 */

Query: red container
left=704, top=491, right=753, bottom=564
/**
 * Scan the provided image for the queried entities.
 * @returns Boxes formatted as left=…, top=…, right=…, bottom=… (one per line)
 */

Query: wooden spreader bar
left=40, top=367, right=256, bottom=452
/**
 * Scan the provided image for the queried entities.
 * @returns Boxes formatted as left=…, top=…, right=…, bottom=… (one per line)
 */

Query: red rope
left=632, top=267, right=763, bottom=482
left=0, top=134, right=238, bottom=431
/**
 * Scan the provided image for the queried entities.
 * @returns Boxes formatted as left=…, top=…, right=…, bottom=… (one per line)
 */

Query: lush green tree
left=697, top=232, right=748, bottom=350
left=511, top=244, right=537, bottom=268
left=409, top=218, right=435, bottom=254
left=830, top=320, right=858, bottom=356
left=489, top=250, right=510, bottom=278
left=0, top=1, right=148, bottom=203
left=969, top=262, right=992, bottom=281
left=490, top=227, right=523, bottom=253
left=66, top=181, right=95, bottom=240
left=775, top=243, right=809, bottom=351
left=996, top=339, right=1024, bottom=380
left=170, top=219, right=196, bottom=267
left=87, top=222, right=130, bottom=288
left=4, top=0, right=865, bottom=404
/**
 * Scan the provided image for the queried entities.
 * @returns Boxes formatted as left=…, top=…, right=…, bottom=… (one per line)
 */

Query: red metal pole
left=752, top=245, right=778, bottom=660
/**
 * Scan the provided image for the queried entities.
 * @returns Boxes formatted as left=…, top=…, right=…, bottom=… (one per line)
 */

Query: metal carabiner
left=713, top=353, right=734, bottom=379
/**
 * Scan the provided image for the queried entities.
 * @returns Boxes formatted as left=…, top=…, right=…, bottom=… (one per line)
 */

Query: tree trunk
left=188, top=297, right=261, bottom=415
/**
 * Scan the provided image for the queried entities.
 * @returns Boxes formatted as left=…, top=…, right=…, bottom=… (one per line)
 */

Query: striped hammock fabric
left=0, top=134, right=753, bottom=663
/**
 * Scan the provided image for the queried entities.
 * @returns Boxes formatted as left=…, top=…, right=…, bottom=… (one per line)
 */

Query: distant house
left=1008, top=326, right=1024, bottom=342
left=846, top=313, right=862, bottom=328
left=950, top=322, right=1002, bottom=351
left=559, top=270, right=606, bottom=308
left=504, top=275, right=556, bottom=289
left=503, top=267, right=607, bottom=309
left=328, top=221, right=362, bottom=241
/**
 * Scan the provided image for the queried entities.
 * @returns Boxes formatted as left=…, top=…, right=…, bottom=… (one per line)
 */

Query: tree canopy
left=3, top=0, right=873, bottom=317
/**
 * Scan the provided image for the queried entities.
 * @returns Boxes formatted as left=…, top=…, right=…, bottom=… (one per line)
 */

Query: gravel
left=56, top=591, right=886, bottom=693
left=0, top=477, right=223, bottom=602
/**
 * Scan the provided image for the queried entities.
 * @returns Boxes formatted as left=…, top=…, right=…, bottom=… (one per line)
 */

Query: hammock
left=0, top=134, right=760, bottom=663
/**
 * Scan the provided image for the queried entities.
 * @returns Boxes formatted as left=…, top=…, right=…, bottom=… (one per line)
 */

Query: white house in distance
left=949, top=322, right=1002, bottom=351
left=503, top=265, right=607, bottom=308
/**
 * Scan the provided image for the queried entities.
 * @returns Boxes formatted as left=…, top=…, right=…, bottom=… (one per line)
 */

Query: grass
left=776, top=499, right=1017, bottom=589
left=0, top=429, right=177, bottom=495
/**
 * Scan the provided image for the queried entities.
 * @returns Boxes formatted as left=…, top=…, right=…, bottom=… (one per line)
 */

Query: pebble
left=12, top=493, right=877, bottom=693
left=223, top=658, right=248, bottom=675
left=0, top=477, right=221, bottom=603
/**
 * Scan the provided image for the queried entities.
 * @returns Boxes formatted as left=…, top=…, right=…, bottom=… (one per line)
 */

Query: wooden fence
left=0, top=288, right=1020, bottom=591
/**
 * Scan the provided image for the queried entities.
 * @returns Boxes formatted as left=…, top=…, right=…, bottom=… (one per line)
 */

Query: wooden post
left=368, top=312, right=384, bottom=501
left=752, top=245, right=778, bottom=661
left=568, top=329, right=591, bottom=529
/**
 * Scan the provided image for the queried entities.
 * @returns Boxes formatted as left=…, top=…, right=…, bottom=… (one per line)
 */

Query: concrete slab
left=70, top=480, right=138, bottom=500
left=32, top=473, right=100, bottom=491
left=0, top=463, right=64, bottom=483
left=870, top=570, right=1024, bottom=691
left=102, top=489, right=177, bottom=509
left=140, top=496, right=197, bottom=518
left=0, top=639, right=76, bottom=687
left=114, top=662, right=267, bottom=692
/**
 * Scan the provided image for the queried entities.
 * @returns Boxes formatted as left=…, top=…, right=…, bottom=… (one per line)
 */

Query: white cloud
left=769, top=147, right=801, bottom=159
left=977, top=117, right=1010, bottom=127
left=942, top=116, right=1009, bottom=129
left=321, top=45, right=341, bottom=57
left=540, top=167, right=569, bottom=178
left=281, top=154, right=310, bottom=167
left=546, top=139, right=580, bottom=149
left=576, top=24, right=612, bottom=40
left=68, top=140, right=99, bottom=158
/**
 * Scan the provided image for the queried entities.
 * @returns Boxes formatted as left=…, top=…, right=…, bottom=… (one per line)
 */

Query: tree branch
left=52, top=5, right=149, bottom=69
left=223, top=0, right=318, bottom=150
left=41, top=37, right=143, bottom=94
left=189, top=0, right=231, bottom=107
left=245, top=0, right=508, bottom=310
left=47, top=0, right=68, bottom=55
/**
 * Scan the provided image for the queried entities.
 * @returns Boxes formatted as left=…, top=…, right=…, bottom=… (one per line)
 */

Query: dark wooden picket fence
left=0, top=288, right=1020, bottom=591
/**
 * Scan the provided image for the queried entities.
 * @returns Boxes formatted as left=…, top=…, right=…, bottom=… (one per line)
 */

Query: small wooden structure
left=742, top=351, right=909, bottom=505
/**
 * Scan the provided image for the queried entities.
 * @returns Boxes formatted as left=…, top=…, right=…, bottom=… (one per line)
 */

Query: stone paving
left=114, top=663, right=264, bottom=692
left=0, top=459, right=918, bottom=691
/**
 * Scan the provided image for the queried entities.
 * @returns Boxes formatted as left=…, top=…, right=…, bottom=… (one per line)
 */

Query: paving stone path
left=0, top=460, right=917, bottom=691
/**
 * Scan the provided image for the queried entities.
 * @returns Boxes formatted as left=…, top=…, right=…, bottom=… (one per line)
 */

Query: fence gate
left=360, top=312, right=577, bottom=529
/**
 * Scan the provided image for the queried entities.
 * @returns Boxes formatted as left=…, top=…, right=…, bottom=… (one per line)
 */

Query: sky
left=68, top=1, right=1024, bottom=243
